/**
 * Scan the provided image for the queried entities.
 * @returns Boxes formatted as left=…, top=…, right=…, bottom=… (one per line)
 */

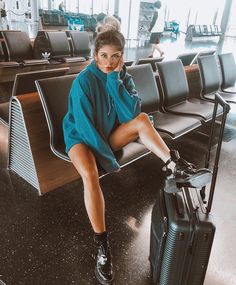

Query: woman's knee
left=69, top=143, right=99, bottom=182
left=135, top=112, right=150, bottom=128
left=80, top=165, right=99, bottom=183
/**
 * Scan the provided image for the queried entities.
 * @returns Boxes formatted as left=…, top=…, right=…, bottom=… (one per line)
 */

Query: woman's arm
left=67, top=79, right=120, bottom=173
left=106, top=65, right=141, bottom=124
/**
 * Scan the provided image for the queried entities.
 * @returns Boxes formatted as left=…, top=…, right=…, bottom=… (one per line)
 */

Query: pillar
left=220, top=0, right=233, bottom=34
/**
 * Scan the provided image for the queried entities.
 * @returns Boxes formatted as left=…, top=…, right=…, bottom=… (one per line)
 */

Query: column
left=48, top=0, right=52, bottom=10
left=114, top=0, right=119, bottom=16
left=31, top=0, right=39, bottom=22
left=220, top=0, right=233, bottom=34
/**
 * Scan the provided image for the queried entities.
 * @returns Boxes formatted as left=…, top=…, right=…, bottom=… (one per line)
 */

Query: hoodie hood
left=87, top=60, right=127, bottom=81
left=87, top=61, right=127, bottom=116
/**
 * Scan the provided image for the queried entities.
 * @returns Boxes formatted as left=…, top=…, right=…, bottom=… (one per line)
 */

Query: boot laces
left=178, top=158, right=196, bottom=172
left=98, top=254, right=107, bottom=266
left=97, top=244, right=111, bottom=266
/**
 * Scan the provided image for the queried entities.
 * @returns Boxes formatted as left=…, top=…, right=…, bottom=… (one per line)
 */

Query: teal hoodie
left=63, top=61, right=141, bottom=173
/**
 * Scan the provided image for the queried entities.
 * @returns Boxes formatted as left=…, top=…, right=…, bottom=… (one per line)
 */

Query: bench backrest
left=127, top=64, right=160, bottom=113
left=218, top=53, right=236, bottom=89
left=67, top=31, right=91, bottom=57
left=191, top=50, right=216, bottom=65
left=2, top=31, right=34, bottom=61
left=12, top=67, right=70, bottom=97
left=176, top=52, right=198, bottom=66
left=46, top=31, right=71, bottom=58
left=0, top=42, right=6, bottom=61
left=197, top=55, right=221, bottom=95
left=156, top=59, right=189, bottom=107
left=135, top=57, right=163, bottom=72
left=36, top=74, right=76, bottom=159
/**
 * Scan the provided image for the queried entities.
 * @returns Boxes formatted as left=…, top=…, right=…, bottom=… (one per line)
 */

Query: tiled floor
left=0, top=24, right=236, bottom=285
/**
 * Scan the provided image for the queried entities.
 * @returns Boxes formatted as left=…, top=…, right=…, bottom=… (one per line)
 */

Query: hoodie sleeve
left=66, top=78, right=120, bottom=173
left=106, top=71, right=141, bottom=124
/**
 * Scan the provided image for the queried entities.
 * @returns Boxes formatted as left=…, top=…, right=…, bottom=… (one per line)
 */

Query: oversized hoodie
left=63, top=61, right=141, bottom=173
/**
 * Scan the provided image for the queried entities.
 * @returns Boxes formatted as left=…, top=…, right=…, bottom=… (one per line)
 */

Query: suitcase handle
left=204, top=93, right=230, bottom=213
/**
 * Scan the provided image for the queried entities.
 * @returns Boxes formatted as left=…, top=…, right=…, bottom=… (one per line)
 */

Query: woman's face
left=94, top=45, right=123, bottom=73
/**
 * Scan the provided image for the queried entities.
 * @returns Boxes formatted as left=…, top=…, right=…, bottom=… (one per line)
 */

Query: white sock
left=168, top=161, right=176, bottom=173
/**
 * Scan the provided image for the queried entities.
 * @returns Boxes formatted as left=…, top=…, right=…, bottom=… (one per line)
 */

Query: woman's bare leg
left=69, top=144, right=114, bottom=283
left=109, top=112, right=212, bottom=191
left=69, top=143, right=105, bottom=233
left=151, top=43, right=164, bottom=57
left=154, top=44, right=164, bottom=56
left=109, top=112, right=171, bottom=164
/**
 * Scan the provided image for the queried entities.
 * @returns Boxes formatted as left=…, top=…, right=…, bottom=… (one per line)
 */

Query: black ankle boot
left=94, top=232, right=114, bottom=285
left=163, top=150, right=212, bottom=193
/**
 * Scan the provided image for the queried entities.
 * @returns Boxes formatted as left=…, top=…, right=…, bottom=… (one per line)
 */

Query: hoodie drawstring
left=107, top=94, right=114, bottom=116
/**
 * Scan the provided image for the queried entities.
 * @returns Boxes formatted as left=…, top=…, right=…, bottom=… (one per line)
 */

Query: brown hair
left=94, top=30, right=125, bottom=54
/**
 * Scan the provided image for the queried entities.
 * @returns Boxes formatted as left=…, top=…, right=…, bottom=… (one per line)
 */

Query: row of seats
left=3, top=53, right=235, bottom=193
left=0, top=30, right=50, bottom=67
left=198, top=54, right=236, bottom=101
left=33, top=30, right=91, bottom=61
left=0, top=30, right=91, bottom=67
left=32, top=55, right=233, bottom=183
left=164, top=21, right=180, bottom=38
left=127, top=49, right=215, bottom=72
left=1, top=52, right=235, bottom=128
left=0, top=67, right=70, bottom=126
left=41, top=10, right=68, bottom=26
left=39, top=9, right=97, bottom=31
left=176, top=50, right=216, bottom=66
left=186, top=25, right=222, bottom=41
left=0, top=56, right=163, bottom=126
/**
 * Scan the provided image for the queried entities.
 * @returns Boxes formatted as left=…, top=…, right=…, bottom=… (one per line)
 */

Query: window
left=165, top=0, right=225, bottom=32
left=226, top=0, right=236, bottom=36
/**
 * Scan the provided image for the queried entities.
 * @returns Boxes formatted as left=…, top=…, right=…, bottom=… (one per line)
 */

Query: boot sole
left=95, top=268, right=114, bottom=285
left=176, top=171, right=212, bottom=188
left=165, top=171, right=212, bottom=193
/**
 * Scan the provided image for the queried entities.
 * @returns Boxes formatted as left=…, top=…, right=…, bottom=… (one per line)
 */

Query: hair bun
left=96, top=15, right=121, bottom=34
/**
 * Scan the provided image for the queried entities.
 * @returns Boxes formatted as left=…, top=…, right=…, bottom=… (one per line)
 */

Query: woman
left=148, top=0, right=165, bottom=57
left=63, top=30, right=211, bottom=284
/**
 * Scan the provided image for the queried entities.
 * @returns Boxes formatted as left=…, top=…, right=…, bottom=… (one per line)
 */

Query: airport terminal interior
left=0, top=0, right=236, bottom=284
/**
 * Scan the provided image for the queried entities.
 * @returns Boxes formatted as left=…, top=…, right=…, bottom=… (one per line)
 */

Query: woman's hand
left=114, top=56, right=124, bottom=72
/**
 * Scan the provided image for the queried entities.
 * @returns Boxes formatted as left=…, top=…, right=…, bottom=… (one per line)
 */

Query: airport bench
left=7, top=64, right=217, bottom=194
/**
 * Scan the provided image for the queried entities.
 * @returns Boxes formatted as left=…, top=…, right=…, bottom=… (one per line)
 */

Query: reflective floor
left=0, top=116, right=236, bottom=285
left=0, top=23, right=236, bottom=285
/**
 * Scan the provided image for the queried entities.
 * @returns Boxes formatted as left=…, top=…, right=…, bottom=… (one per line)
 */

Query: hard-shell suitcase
left=150, top=94, right=230, bottom=285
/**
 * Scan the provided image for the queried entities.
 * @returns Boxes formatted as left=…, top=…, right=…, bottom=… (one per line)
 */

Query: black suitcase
left=150, top=94, right=230, bottom=285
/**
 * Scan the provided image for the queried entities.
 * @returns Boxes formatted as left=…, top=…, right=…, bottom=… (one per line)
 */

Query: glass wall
left=37, top=0, right=226, bottom=31
left=164, top=0, right=225, bottom=32
left=39, top=0, right=115, bottom=15
left=6, top=0, right=232, bottom=40
left=226, top=0, right=236, bottom=36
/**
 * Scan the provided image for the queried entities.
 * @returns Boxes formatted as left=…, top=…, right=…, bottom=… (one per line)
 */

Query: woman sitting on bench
left=63, top=30, right=211, bottom=285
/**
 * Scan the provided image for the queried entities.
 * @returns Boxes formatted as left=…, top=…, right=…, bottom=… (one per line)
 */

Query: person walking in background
left=0, top=0, right=9, bottom=30
left=148, top=1, right=165, bottom=57
left=58, top=1, right=65, bottom=12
